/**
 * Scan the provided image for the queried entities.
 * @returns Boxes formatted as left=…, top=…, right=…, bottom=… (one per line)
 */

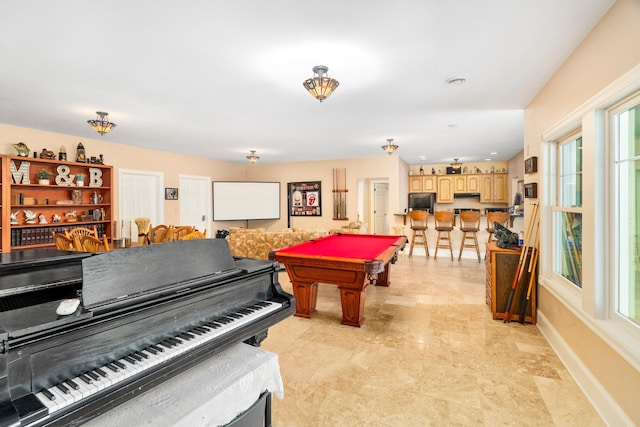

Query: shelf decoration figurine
left=37, top=169, right=53, bottom=185
left=10, top=211, right=19, bottom=225
left=52, top=214, right=61, bottom=223
left=24, top=210, right=36, bottom=224
left=13, top=142, right=30, bottom=157
left=76, top=173, right=86, bottom=187
left=76, top=142, right=86, bottom=163
left=38, top=214, right=48, bottom=224
left=55, top=165, right=75, bottom=186
left=59, top=146, right=67, bottom=161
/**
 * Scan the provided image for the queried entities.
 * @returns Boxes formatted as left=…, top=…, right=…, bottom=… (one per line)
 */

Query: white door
left=373, top=182, right=389, bottom=234
left=179, top=175, right=210, bottom=234
left=119, top=169, right=164, bottom=238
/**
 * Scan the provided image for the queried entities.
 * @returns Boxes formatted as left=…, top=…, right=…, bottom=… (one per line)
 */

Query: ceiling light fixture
left=246, top=150, right=260, bottom=164
left=303, top=65, right=339, bottom=102
left=381, top=138, right=399, bottom=155
left=451, top=158, right=462, bottom=168
left=87, top=111, right=116, bottom=135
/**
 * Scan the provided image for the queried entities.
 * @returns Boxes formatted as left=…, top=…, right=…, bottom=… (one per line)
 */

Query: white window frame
left=540, top=64, right=640, bottom=370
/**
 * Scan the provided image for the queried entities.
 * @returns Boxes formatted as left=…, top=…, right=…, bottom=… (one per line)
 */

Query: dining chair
left=146, top=224, right=172, bottom=244
left=171, top=225, right=196, bottom=241
left=180, top=229, right=207, bottom=240
left=78, top=235, right=111, bottom=252
left=486, top=211, right=510, bottom=242
left=65, top=226, right=99, bottom=242
left=52, top=232, right=79, bottom=251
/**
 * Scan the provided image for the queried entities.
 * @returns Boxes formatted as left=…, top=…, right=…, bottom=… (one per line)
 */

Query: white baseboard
left=537, top=312, right=634, bottom=426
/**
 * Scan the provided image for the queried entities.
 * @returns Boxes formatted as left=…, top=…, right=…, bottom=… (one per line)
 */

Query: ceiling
left=0, top=1, right=614, bottom=166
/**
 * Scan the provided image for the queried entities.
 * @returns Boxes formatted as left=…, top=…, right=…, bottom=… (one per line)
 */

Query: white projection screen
left=212, top=181, right=281, bottom=221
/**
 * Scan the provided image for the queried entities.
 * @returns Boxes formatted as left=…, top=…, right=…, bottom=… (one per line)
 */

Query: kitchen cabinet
left=2, top=156, right=113, bottom=252
left=453, top=175, right=481, bottom=194
left=436, top=176, right=454, bottom=203
left=480, top=173, right=508, bottom=203
left=409, top=175, right=436, bottom=193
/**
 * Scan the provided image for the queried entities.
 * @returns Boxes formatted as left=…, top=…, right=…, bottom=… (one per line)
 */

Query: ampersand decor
left=55, top=165, right=76, bottom=186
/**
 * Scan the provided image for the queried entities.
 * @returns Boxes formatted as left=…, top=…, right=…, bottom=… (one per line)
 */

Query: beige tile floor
left=262, top=250, right=604, bottom=426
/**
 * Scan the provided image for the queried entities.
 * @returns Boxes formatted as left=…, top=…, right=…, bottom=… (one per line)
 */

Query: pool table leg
left=338, top=286, right=366, bottom=327
left=291, top=281, right=318, bottom=319
left=375, top=264, right=391, bottom=287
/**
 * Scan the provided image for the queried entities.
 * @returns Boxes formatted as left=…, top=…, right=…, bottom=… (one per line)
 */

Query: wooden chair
left=146, top=224, right=172, bottom=244
left=171, top=225, right=195, bottom=241
left=433, top=211, right=455, bottom=260
left=78, top=235, right=110, bottom=253
left=486, top=211, right=510, bottom=242
left=65, top=226, right=99, bottom=242
left=180, top=229, right=207, bottom=240
left=52, top=232, right=79, bottom=251
left=408, top=210, right=429, bottom=258
left=458, top=211, right=481, bottom=262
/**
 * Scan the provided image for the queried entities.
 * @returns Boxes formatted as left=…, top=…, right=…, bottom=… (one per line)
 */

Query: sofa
left=226, top=227, right=328, bottom=260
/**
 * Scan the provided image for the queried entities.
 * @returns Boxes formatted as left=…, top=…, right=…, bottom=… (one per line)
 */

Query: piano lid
left=81, top=239, right=248, bottom=311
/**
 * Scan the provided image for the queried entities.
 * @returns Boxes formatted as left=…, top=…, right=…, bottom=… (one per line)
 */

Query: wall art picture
left=165, top=187, right=179, bottom=200
left=288, top=181, right=322, bottom=216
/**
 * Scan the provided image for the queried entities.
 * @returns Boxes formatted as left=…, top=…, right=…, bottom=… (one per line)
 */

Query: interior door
left=373, top=182, right=389, bottom=234
left=179, top=175, right=210, bottom=234
left=118, top=169, right=164, bottom=238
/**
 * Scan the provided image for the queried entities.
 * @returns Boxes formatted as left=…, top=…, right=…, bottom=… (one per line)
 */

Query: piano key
left=55, top=383, right=70, bottom=395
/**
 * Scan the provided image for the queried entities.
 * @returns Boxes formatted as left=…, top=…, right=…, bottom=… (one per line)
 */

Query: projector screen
left=212, top=181, right=281, bottom=221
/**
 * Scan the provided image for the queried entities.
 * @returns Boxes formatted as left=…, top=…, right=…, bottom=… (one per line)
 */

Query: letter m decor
left=10, top=160, right=31, bottom=184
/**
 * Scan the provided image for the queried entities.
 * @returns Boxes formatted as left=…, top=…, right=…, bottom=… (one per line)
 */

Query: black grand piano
left=0, top=239, right=294, bottom=426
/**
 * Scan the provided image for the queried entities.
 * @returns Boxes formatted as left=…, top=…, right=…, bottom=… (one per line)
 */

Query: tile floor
left=262, top=250, right=604, bottom=426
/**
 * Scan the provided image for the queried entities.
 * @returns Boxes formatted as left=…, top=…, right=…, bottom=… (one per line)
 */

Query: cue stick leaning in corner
left=503, top=202, right=538, bottom=323
left=518, top=225, right=540, bottom=324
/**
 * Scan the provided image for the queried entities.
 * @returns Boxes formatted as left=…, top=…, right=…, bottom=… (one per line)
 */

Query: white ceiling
left=0, top=1, right=614, bottom=165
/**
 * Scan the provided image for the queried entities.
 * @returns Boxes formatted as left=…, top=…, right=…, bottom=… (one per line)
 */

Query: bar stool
left=458, top=211, right=481, bottom=262
left=433, top=211, right=455, bottom=260
left=408, top=210, right=429, bottom=258
left=486, top=211, right=510, bottom=242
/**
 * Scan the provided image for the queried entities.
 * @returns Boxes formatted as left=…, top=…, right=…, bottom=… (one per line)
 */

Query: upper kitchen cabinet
left=409, top=175, right=436, bottom=193
left=436, top=176, right=454, bottom=203
left=480, top=173, right=508, bottom=203
left=453, top=175, right=481, bottom=194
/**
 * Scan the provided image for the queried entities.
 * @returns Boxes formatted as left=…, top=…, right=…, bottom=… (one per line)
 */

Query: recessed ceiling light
left=490, top=151, right=498, bottom=155
left=446, top=77, right=466, bottom=85
left=419, top=156, right=427, bottom=161
left=485, top=158, right=492, bottom=161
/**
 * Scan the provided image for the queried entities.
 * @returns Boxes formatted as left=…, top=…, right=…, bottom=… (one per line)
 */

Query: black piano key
left=190, top=328, right=204, bottom=336
left=123, top=356, right=137, bottom=364
left=227, top=313, right=243, bottom=319
left=130, top=353, right=143, bottom=361
left=146, top=346, right=158, bottom=355
left=79, top=374, right=92, bottom=384
left=86, top=371, right=100, bottom=381
left=178, top=333, right=193, bottom=341
left=55, top=383, right=69, bottom=394
left=168, top=337, right=182, bottom=345
left=159, top=341, right=173, bottom=349
left=106, top=363, right=118, bottom=373
left=216, top=317, right=232, bottom=324
left=204, top=322, right=221, bottom=329
left=95, top=368, right=108, bottom=378
left=64, top=379, right=80, bottom=390
left=42, top=389, right=56, bottom=401
left=112, top=360, right=126, bottom=370
left=238, top=309, right=252, bottom=315
left=136, top=351, right=149, bottom=359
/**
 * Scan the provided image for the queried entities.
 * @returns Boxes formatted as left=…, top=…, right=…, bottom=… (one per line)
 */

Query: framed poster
left=289, top=181, right=322, bottom=216
left=524, top=156, right=538, bottom=174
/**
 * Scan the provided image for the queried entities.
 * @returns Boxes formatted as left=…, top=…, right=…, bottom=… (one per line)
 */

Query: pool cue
left=518, top=227, right=539, bottom=323
left=503, top=202, right=538, bottom=323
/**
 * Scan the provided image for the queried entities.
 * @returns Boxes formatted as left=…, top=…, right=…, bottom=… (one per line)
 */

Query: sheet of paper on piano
left=84, top=343, right=283, bottom=427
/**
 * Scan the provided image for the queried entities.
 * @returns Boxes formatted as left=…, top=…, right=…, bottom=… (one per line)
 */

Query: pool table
left=270, top=233, right=407, bottom=327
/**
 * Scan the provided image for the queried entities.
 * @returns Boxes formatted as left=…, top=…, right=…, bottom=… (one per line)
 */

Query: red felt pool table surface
left=271, top=233, right=407, bottom=327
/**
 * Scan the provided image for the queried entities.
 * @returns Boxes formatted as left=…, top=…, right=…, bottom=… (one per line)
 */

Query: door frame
left=118, top=168, right=164, bottom=225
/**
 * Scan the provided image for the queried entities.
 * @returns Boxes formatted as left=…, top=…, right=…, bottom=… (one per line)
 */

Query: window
left=613, top=97, right=640, bottom=326
left=554, top=135, right=583, bottom=287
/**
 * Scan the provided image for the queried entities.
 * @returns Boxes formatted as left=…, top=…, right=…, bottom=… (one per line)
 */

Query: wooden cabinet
left=0, top=156, right=5, bottom=252
left=409, top=175, right=436, bottom=193
left=436, top=176, right=454, bottom=203
left=2, top=156, right=113, bottom=252
left=452, top=175, right=481, bottom=194
left=480, top=173, right=508, bottom=203
left=485, top=242, right=536, bottom=324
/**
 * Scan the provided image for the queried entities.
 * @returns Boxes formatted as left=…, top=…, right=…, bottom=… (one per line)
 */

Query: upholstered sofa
left=226, top=227, right=328, bottom=260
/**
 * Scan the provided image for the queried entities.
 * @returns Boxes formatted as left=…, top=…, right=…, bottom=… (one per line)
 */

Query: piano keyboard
left=34, top=301, right=282, bottom=416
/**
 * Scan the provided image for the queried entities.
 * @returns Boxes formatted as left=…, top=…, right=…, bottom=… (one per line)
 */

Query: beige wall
left=525, top=0, right=640, bottom=424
